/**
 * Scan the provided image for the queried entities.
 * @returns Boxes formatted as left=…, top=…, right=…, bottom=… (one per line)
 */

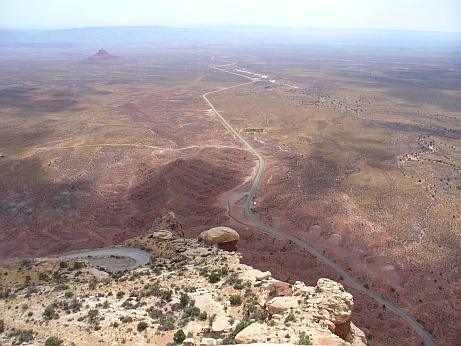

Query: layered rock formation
left=0, top=225, right=366, bottom=345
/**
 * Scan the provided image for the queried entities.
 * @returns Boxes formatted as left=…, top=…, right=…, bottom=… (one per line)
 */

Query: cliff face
left=0, top=224, right=366, bottom=346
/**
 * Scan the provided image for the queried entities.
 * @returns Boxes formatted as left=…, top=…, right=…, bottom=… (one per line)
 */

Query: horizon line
left=1, top=24, right=461, bottom=35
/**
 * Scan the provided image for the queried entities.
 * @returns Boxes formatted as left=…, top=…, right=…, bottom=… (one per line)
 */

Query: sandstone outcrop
left=234, top=322, right=268, bottom=343
left=266, top=296, right=299, bottom=314
left=199, top=226, right=240, bottom=251
left=0, top=224, right=366, bottom=346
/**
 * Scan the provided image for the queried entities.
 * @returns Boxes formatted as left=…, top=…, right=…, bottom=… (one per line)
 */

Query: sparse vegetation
left=137, top=321, right=148, bottom=332
left=180, top=292, right=190, bottom=307
left=159, top=317, right=175, bottom=331
left=229, top=294, right=242, bottom=306
left=12, top=329, right=34, bottom=343
left=198, top=311, right=207, bottom=321
left=88, top=309, right=99, bottom=321
left=0, top=288, right=10, bottom=299
left=208, top=271, right=221, bottom=283
left=299, top=333, right=313, bottom=345
left=73, top=262, right=84, bottom=270
left=285, top=311, right=296, bottom=323
left=45, top=336, right=63, bottom=346
left=160, top=289, right=172, bottom=302
left=173, top=329, right=186, bottom=344
left=184, top=306, right=200, bottom=317
left=43, top=305, right=58, bottom=320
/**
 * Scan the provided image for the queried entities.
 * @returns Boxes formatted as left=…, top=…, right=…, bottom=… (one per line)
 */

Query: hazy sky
left=1, top=0, right=460, bottom=32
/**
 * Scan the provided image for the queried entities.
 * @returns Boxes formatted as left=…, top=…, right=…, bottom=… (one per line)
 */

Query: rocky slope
left=0, top=222, right=366, bottom=346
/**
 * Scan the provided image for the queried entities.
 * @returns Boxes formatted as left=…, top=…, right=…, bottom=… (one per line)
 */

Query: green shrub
left=148, top=308, right=164, bottom=320
left=88, top=280, right=98, bottom=290
left=208, top=272, right=221, bottom=283
left=185, top=306, right=200, bottom=317
left=229, top=294, right=242, bottom=306
left=0, top=319, right=4, bottom=333
left=88, top=309, right=99, bottom=321
left=18, top=329, right=34, bottom=343
left=285, top=311, right=296, bottom=323
left=0, top=289, right=10, bottom=299
left=219, top=266, right=229, bottom=276
left=43, top=305, right=58, bottom=320
left=173, top=329, right=186, bottom=344
left=45, top=336, right=63, bottom=346
left=160, top=289, right=172, bottom=302
left=198, top=311, right=207, bottom=321
left=180, top=292, right=190, bottom=307
left=137, top=321, right=148, bottom=332
left=116, top=291, right=125, bottom=299
left=73, top=261, right=84, bottom=270
left=120, top=316, right=133, bottom=323
left=299, top=333, right=313, bottom=345
left=159, top=317, right=175, bottom=331
left=143, top=282, right=161, bottom=297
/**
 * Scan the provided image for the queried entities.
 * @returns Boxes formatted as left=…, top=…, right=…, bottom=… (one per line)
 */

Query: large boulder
left=183, top=338, right=196, bottom=346
left=212, top=314, right=232, bottom=334
left=240, top=269, right=271, bottom=282
left=199, top=227, right=240, bottom=251
left=267, top=296, right=299, bottom=314
left=234, top=322, right=267, bottom=344
left=200, top=338, right=218, bottom=346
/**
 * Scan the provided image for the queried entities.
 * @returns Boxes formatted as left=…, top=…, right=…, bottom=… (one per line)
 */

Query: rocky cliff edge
left=0, top=223, right=366, bottom=346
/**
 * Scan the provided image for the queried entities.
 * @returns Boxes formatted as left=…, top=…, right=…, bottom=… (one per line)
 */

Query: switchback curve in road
left=203, top=63, right=434, bottom=346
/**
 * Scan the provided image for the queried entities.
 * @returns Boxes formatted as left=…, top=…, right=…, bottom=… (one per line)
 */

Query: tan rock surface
left=0, top=225, right=365, bottom=346
left=234, top=322, right=268, bottom=344
left=199, top=226, right=240, bottom=245
left=267, top=296, right=300, bottom=314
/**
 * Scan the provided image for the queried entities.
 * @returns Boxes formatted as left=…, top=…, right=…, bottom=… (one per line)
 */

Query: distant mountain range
left=1, top=26, right=460, bottom=50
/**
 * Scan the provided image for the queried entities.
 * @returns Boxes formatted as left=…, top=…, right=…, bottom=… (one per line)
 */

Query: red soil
left=0, top=147, right=253, bottom=261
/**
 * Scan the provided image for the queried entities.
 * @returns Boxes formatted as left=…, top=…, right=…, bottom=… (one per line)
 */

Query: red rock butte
left=92, top=48, right=118, bottom=58
left=82, top=49, right=120, bottom=63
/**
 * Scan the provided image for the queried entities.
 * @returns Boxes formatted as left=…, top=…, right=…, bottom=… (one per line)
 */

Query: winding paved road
left=204, top=64, right=434, bottom=346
